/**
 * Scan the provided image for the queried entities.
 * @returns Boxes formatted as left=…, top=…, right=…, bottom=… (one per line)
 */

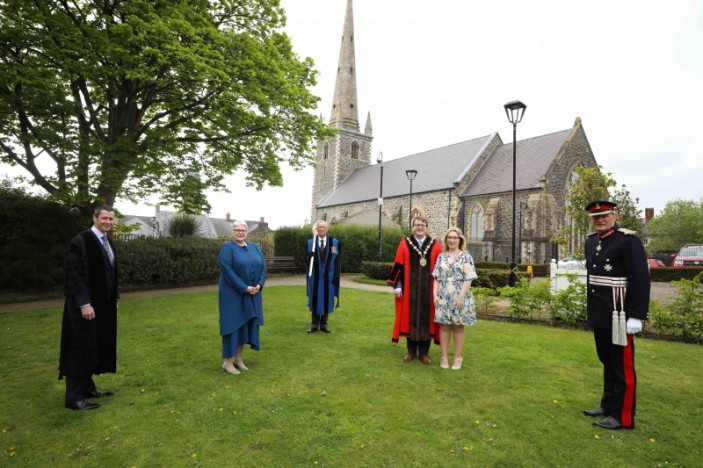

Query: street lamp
left=377, top=152, right=384, bottom=261
left=406, top=169, right=417, bottom=231
left=504, top=100, right=527, bottom=287
left=518, top=201, right=528, bottom=263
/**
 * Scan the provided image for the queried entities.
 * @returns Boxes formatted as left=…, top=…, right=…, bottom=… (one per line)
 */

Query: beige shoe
left=440, top=355, right=449, bottom=369
left=451, top=357, right=463, bottom=370
left=222, top=363, right=240, bottom=375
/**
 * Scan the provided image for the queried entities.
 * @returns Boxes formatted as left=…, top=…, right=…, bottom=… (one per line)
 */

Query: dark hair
left=93, top=205, right=115, bottom=216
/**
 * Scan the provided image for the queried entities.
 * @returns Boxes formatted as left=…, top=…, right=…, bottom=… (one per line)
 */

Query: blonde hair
left=442, top=227, right=466, bottom=251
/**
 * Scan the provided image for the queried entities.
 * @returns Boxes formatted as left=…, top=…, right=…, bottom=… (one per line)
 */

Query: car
left=556, top=256, right=586, bottom=270
left=648, top=258, right=665, bottom=268
left=673, top=244, right=703, bottom=267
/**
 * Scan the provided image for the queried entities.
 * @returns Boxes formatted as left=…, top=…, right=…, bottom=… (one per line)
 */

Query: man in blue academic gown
left=306, top=220, right=341, bottom=333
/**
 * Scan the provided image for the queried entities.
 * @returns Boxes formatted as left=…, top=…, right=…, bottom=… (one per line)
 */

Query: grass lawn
left=1, top=286, right=701, bottom=466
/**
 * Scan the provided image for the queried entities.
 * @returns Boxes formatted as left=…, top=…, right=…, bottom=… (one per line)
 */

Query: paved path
left=0, top=275, right=391, bottom=313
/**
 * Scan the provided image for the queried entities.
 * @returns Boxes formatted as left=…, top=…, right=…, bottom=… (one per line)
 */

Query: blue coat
left=306, top=237, right=341, bottom=315
left=218, top=241, right=266, bottom=336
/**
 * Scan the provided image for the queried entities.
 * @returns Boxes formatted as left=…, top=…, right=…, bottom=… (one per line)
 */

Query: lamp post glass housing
left=503, top=100, right=526, bottom=287
left=377, top=152, right=384, bottom=261
left=406, top=169, right=417, bottom=231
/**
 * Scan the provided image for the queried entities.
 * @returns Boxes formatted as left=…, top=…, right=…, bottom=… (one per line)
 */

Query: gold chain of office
left=406, top=237, right=435, bottom=267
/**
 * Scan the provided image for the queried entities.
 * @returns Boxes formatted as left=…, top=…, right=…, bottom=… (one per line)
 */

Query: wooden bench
left=265, top=256, right=298, bottom=273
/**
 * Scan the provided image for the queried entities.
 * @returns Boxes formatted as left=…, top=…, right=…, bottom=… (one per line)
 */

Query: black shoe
left=65, top=400, right=100, bottom=410
left=87, top=390, right=114, bottom=398
left=320, top=325, right=331, bottom=334
left=593, top=416, right=623, bottom=430
left=583, top=407, right=607, bottom=417
left=307, top=325, right=319, bottom=333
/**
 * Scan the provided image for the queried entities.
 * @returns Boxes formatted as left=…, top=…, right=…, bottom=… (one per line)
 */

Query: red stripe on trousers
left=621, top=334, right=636, bottom=427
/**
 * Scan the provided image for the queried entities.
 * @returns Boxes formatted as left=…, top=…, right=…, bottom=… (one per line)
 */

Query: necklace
left=406, top=237, right=434, bottom=267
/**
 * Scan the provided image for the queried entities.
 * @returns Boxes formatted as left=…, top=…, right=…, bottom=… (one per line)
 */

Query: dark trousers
left=65, top=375, right=97, bottom=404
left=311, top=313, right=328, bottom=327
left=407, top=339, right=431, bottom=357
left=593, top=328, right=637, bottom=427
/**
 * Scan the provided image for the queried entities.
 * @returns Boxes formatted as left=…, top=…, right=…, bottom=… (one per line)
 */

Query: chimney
left=645, top=207, right=654, bottom=224
left=226, top=211, right=230, bottom=222
left=260, top=216, right=264, bottom=223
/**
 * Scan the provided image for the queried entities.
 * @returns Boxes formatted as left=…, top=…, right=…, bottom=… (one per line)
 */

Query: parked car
left=651, top=251, right=676, bottom=267
left=648, top=258, right=665, bottom=268
left=673, top=244, right=703, bottom=267
left=556, top=256, right=586, bottom=270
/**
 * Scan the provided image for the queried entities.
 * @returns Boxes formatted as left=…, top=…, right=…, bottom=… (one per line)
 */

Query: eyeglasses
left=414, top=223, right=427, bottom=228
left=234, top=229, right=247, bottom=233
left=446, top=236, right=460, bottom=240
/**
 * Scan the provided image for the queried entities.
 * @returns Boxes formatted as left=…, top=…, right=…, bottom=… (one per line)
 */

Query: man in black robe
left=59, top=205, right=119, bottom=410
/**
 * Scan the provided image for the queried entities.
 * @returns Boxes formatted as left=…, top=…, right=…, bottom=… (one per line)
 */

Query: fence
left=549, top=259, right=586, bottom=293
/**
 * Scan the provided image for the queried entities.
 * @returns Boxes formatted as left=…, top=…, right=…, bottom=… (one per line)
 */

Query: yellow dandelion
left=450, top=449, right=456, bottom=454
left=104, top=436, right=110, bottom=441
left=594, top=434, right=600, bottom=440
left=314, top=461, right=319, bottom=465
left=552, top=399, right=558, bottom=404
left=463, top=447, right=470, bottom=453
left=170, top=410, right=176, bottom=414
left=140, top=388, right=145, bottom=393
left=649, top=438, right=655, bottom=443
left=191, top=453, right=197, bottom=458
left=360, top=444, right=365, bottom=448
left=475, top=420, right=480, bottom=424
left=218, top=407, right=224, bottom=412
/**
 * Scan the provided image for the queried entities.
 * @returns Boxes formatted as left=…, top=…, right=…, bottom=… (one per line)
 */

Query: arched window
left=323, top=143, right=329, bottom=160
left=351, top=142, right=359, bottom=160
left=470, top=205, right=484, bottom=241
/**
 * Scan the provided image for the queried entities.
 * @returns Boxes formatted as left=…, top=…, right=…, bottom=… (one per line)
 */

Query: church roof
left=316, top=135, right=495, bottom=208
left=461, top=129, right=571, bottom=197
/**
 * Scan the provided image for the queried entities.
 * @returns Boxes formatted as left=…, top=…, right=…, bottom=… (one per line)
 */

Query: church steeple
left=329, top=0, right=359, bottom=131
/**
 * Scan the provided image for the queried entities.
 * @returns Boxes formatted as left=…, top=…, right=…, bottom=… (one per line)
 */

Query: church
left=310, top=0, right=597, bottom=264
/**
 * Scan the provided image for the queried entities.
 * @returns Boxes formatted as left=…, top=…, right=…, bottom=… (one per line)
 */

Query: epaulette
left=618, top=228, right=637, bottom=235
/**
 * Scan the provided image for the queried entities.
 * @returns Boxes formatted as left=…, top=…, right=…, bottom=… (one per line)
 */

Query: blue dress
left=218, top=241, right=266, bottom=357
left=431, top=251, right=478, bottom=326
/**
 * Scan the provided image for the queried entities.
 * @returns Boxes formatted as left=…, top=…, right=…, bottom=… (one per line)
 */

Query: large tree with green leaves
left=0, top=0, right=332, bottom=214
left=647, top=199, right=703, bottom=252
left=554, top=165, right=643, bottom=257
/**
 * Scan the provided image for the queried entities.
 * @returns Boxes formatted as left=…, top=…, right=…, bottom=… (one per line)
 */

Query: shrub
left=498, top=278, right=548, bottom=318
left=360, top=261, right=393, bottom=281
left=666, top=271, right=703, bottom=342
left=474, top=269, right=529, bottom=290
left=0, top=184, right=85, bottom=289
left=116, top=237, right=221, bottom=288
left=649, top=267, right=703, bottom=282
left=472, top=287, right=497, bottom=314
left=168, top=213, right=201, bottom=237
left=548, top=275, right=587, bottom=323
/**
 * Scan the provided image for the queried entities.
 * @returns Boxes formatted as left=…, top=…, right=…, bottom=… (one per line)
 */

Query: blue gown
left=218, top=241, right=266, bottom=357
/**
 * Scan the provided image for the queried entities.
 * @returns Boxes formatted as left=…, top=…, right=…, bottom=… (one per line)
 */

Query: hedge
left=650, top=267, right=703, bottom=282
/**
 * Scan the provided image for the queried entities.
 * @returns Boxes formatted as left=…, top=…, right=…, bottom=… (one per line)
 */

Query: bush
left=474, top=269, right=529, bottom=290
left=650, top=267, right=703, bottom=282
left=548, top=275, right=587, bottom=323
left=360, top=261, right=393, bottom=281
left=474, top=261, right=548, bottom=277
left=116, top=237, right=221, bottom=288
left=274, top=224, right=405, bottom=273
left=0, top=184, right=85, bottom=289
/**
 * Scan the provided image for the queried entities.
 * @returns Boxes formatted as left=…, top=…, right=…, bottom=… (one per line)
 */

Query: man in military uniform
left=582, top=201, right=650, bottom=430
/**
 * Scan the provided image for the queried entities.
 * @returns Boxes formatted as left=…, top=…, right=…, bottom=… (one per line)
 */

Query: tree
left=554, top=165, right=643, bottom=258
left=647, top=199, right=703, bottom=252
left=0, top=0, right=332, bottom=214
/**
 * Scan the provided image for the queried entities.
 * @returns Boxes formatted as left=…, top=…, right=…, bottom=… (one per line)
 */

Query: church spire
left=329, top=0, right=359, bottom=131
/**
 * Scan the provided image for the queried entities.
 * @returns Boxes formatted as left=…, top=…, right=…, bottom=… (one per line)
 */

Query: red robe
left=388, top=237, right=443, bottom=344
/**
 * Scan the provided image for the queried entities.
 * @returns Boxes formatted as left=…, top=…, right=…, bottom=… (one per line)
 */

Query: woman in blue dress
left=218, top=220, right=266, bottom=374
left=432, top=227, right=478, bottom=370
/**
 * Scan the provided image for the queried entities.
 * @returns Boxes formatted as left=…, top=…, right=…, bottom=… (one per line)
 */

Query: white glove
left=626, top=318, right=642, bottom=334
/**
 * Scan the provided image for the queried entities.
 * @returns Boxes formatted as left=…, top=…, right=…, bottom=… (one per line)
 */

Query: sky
left=8, top=0, right=703, bottom=228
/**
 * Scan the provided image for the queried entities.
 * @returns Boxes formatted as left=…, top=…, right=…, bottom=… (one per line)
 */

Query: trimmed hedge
left=650, top=267, right=703, bottom=282
left=360, top=261, right=392, bottom=281
left=274, top=224, right=406, bottom=273
left=474, top=261, right=548, bottom=277
left=115, top=237, right=222, bottom=288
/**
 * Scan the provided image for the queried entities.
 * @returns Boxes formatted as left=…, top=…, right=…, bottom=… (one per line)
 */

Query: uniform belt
left=589, top=275, right=628, bottom=287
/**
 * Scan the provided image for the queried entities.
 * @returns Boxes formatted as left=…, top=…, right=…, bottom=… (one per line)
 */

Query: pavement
left=0, top=274, right=392, bottom=313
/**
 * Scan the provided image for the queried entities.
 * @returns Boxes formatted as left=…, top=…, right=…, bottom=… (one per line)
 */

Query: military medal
left=406, top=237, right=433, bottom=267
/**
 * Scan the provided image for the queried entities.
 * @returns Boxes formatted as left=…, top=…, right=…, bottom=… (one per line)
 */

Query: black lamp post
left=377, top=152, right=384, bottom=261
left=503, top=100, right=527, bottom=287
left=406, top=169, right=417, bottom=231
left=518, top=201, right=528, bottom=263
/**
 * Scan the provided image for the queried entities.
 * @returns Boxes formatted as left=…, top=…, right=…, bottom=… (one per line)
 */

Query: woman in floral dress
left=432, top=227, right=478, bottom=370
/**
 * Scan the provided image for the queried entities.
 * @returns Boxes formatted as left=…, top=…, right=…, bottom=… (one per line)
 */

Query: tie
left=101, top=235, right=114, bottom=265
left=320, top=239, right=326, bottom=262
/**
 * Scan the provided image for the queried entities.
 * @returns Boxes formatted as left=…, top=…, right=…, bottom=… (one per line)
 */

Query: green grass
left=1, top=286, right=701, bottom=466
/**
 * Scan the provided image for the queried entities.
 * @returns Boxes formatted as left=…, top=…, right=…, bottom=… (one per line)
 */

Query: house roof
left=317, top=135, right=494, bottom=208
left=461, top=129, right=571, bottom=197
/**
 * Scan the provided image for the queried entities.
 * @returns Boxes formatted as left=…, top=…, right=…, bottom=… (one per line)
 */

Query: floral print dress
left=432, top=251, right=478, bottom=326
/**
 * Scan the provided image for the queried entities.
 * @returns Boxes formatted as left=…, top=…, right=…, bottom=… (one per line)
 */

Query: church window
left=470, top=205, right=484, bottom=241
left=324, top=143, right=329, bottom=160
left=351, top=142, right=359, bottom=160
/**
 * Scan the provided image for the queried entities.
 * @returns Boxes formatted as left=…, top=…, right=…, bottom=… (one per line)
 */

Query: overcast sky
left=99, top=1, right=703, bottom=226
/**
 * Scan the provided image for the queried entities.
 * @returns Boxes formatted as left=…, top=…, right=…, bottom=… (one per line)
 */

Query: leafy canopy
left=647, top=199, right=703, bottom=252
left=0, top=0, right=333, bottom=213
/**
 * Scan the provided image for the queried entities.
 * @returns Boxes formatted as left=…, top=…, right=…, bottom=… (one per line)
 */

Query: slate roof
left=317, top=135, right=495, bottom=208
left=461, top=129, right=571, bottom=197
